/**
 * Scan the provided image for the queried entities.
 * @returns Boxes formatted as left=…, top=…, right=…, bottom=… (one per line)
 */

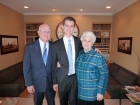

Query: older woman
left=76, top=31, right=108, bottom=105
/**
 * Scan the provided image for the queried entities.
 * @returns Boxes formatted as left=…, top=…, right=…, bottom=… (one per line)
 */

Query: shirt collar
left=63, top=35, right=74, bottom=42
left=39, top=38, right=49, bottom=45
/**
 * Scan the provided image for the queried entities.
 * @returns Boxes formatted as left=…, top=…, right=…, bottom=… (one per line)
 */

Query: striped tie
left=67, top=39, right=73, bottom=75
left=43, top=44, right=47, bottom=65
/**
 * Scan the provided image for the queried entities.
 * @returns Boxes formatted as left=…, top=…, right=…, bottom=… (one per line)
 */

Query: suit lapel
left=46, top=41, right=52, bottom=66
left=59, top=38, right=69, bottom=66
left=74, top=36, right=79, bottom=60
left=34, top=40, right=44, bottom=64
left=59, top=36, right=79, bottom=65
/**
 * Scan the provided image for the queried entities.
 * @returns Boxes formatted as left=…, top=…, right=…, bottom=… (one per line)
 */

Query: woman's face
left=82, top=36, right=93, bottom=52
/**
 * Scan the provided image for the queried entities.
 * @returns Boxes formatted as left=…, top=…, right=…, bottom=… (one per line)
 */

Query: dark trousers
left=34, top=89, right=55, bottom=105
left=58, top=75, right=77, bottom=105
left=78, top=98, right=104, bottom=105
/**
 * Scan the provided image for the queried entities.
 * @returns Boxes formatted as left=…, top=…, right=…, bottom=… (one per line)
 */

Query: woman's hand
left=97, top=94, right=103, bottom=101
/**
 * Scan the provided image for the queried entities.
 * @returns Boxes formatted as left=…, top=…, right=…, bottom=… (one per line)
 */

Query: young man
left=52, top=17, right=81, bottom=105
left=23, top=24, right=55, bottom=105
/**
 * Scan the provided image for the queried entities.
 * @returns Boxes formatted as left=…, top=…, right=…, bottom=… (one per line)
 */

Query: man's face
left=37, top=24, right=51, bottom=43
left=62, top=20, right=75, bottom=37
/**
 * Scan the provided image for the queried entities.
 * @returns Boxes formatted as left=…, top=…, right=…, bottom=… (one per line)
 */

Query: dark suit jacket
left=52, top=36, right=82, bottom=90
left=23, top=39, right=53, bottom=92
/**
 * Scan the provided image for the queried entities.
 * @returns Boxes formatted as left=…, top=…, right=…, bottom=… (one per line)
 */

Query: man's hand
left=97, top=94, right=103, bottom=101
left=95, top=48, right=102, bottom=54
left=57, top=62, right=61, bottom=68
left=27, top=85, right=35, bottom=93
left=53, top=84, right=58, bottom=91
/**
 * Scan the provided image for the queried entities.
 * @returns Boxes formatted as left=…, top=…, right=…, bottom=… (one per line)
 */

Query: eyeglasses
left=39, top=30, right=51, bottom=34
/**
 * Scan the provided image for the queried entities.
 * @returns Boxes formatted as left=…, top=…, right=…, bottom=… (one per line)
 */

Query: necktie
left=67, top=39, right=73, bottom=75
left=43, top=44, right=47, bottom=65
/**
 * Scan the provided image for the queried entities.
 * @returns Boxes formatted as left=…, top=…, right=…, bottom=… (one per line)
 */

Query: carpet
left=21, top=89, right=110, bottom=99
left=19, top=89, right=110, bottom=105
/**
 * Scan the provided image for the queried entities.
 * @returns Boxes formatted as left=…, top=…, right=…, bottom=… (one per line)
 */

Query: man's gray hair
left=80, top=31, right=96, bottom=44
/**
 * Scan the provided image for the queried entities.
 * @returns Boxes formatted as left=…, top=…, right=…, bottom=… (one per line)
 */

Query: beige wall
left=110, top=0, right=140, bottom=74
left=0, top=3, right=24, bottom=70
left=1, top=1, right=139, bottom=74
left=24, top=15, right=112, bottom=41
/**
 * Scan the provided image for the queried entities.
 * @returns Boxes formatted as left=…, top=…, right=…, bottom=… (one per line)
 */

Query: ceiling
left=0, top=0, right=138, bottom=15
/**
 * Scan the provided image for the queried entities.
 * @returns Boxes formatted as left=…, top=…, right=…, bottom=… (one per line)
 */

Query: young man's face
left=62, top=20, right=75, bottom=37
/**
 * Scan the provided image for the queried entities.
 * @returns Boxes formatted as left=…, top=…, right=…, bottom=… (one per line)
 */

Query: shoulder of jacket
left=73, top=36, right=80, bottom=40
left=53, top=38, right=62, bottom=44
left=26, top=41, right=35, bottom=47
left=94, top=51, right=104, bottom=59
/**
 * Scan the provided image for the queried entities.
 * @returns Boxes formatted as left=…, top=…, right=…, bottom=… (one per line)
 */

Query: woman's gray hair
left=80, top=31, right=96, bottom=44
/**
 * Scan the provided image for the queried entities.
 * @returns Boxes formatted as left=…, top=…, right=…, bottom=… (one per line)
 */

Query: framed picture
left=0, top=35, right=19, bottom=55
left=118, top=37, right=132, bottom=55
left=101, top=31, right=109, bottom=37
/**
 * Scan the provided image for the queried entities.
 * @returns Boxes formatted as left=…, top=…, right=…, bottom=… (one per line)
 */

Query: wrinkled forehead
left=39, top=24, right=50, bottom=31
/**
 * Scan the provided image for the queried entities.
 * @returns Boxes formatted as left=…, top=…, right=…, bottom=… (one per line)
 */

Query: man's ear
left=37, top=31, right=39, bottom=35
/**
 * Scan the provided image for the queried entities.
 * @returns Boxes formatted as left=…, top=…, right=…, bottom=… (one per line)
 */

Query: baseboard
left=20, top=89, right=29, bottom=98
left=104, top=91, right=111, bottom=99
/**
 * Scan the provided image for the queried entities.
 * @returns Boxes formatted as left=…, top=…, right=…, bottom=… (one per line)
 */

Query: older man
left=23, top=24, right=55, bottom=105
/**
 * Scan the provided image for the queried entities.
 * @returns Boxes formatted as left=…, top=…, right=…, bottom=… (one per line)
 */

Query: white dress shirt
left=63, top=36, right=75, bottom=74
left=39, top=38, right=49, bottom=57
